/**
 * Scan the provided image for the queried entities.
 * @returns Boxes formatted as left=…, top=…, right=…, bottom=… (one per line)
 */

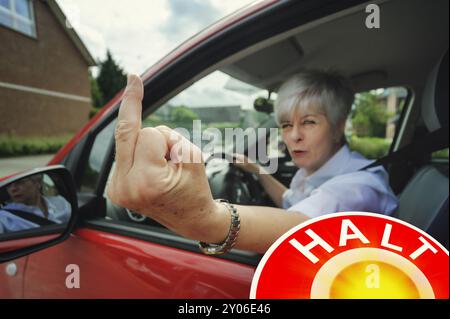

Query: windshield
left=144, top=70, right=275, bottom=155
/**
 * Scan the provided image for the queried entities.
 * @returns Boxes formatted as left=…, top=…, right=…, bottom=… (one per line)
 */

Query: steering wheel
left=205, top=152, right=268, bottom=205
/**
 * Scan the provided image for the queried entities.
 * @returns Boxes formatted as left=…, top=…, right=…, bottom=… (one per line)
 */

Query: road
left=0, top=154, right=54, bottom=178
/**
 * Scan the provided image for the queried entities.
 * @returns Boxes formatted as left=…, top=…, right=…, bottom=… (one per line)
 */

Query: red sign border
left=250, top=211, right=449, bottom=299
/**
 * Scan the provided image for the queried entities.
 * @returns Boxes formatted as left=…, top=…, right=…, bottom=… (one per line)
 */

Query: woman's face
left=280, top=107, right=343, bottom=176
left=6, top=177, right=41, bottom=206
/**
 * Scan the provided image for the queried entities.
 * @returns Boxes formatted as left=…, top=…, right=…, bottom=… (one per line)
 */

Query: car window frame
left=73, top=0, right=369, bottom=199
left=388, top=87, right=415, bottom=154
left=72, top=0, right=371, bottom=266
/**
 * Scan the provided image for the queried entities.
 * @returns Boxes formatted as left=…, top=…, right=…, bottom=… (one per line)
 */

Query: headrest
left=422, top=50, right=449, bottom=132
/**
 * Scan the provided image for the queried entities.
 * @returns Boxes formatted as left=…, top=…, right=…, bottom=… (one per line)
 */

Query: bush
left=89, top=107, right=101, bottom=119
left=352, top=91, right=391, bottom=138
left=0, top=135, right=72, bottom=158
left=350, top=138, right=449, bottom=160
left=348, top=136, right=391, bottom=159
left=432, top=148, right=449, bottom=159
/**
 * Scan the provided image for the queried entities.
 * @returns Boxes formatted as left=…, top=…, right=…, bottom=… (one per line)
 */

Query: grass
left=349, top=136, right=449, bottom=160
left=1, top=133, right=446, bottom=161
left=0, top=135, right=72, bottom=158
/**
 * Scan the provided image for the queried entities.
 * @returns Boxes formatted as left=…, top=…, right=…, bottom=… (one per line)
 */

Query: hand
left=232, top=153, right=260, bottom=175
left=107, top=75, right=225, bottom=241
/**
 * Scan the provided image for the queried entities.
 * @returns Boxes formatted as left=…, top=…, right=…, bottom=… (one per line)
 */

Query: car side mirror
left=0, top=165, right=78, bottom=263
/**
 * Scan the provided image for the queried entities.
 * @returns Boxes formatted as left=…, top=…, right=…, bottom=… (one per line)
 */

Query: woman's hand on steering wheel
left=231, top=153, right=260, bottom=175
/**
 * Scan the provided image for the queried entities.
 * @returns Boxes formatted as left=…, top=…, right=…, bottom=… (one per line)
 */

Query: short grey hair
left=274, top=69, right=354, bottom=129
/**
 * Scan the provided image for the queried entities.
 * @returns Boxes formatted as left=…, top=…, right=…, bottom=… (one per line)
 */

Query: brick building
left=0, top=0, right=95, bottom=137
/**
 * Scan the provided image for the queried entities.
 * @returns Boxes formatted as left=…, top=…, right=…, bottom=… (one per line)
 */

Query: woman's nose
left=288, top=125, right=304, bottom=142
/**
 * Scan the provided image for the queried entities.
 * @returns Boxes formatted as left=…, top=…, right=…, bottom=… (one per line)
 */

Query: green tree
left=352, top=91, right=389, bottom=138
left=170, top=106, right=199, bottom=125
left=96, top=50, right=127, bottom=106
left=89, top=70, right=103, bottom=108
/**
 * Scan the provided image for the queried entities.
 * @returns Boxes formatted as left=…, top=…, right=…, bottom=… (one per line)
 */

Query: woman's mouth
left=292, top=150, right=307, bottom=157
left=10, top=193, right=23, bottom=200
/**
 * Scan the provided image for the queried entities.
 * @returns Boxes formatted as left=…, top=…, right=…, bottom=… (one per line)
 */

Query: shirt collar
left=4, top=198, right=55, bottom=218
left=4, top=202, right=36, bottom=213
left=298, top=144, right=352, bottom=188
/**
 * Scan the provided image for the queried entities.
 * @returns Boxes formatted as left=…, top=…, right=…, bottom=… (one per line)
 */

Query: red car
left=0, top=0, right=448, bottom=298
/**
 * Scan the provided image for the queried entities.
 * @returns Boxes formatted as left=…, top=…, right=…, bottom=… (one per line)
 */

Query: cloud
left=159, top=0, right=221, bottom=42
left=56, top=0, right=254, bottom=75
left=169, top=71, right=263, bottom=109
left=57, top=0, right=171, bottom=73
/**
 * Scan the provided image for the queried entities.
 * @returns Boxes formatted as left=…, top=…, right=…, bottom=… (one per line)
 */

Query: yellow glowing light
left=310, top=248, right=435, bottom=299
left=329, top=261, right=419, bottom=299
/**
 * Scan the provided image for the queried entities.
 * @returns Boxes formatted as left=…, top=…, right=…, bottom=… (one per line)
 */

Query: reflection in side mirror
left=0, top=166, right=77, bottom=263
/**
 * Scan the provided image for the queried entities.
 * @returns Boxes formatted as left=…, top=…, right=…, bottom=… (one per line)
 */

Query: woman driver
left=0, top=175, right=71, bottom=233
left=233, top=70, right=398, bottom=218
left=107, top=70, right=398, bottom=254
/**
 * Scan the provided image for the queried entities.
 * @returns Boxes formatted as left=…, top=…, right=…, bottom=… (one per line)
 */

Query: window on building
left=0, top=0, right=36, bottom=37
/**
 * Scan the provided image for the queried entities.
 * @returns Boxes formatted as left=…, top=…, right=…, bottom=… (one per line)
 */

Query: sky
left=56, top=0, right=257, bottom=75
left=55, top=0, right=265, bottom=109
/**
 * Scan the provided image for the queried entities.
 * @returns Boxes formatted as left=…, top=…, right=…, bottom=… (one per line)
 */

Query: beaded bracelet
left=198, top=199, right=240, bottom=255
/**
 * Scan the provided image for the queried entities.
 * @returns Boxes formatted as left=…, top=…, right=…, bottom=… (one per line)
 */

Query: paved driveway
left=0, top=154, right=54, bottom=178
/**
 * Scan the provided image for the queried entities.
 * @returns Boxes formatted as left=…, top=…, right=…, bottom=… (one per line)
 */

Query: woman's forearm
left=257, top=168, right=288, bottom=207
left=235, top=205, right=309, bottom=252
left=201, top=203, right=309, bottom=253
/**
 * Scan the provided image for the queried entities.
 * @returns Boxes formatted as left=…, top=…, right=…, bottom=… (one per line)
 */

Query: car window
left=347, top=87, right=408, bottom=159
left=144, top=70, right=272, bottom=155
left=103, top=82, right=409, bottom=224
left=99, top=77, right=410, bottom=267
left=432, top=148, right=449, bottom=160
left=79, top=120, right=116, bottom=193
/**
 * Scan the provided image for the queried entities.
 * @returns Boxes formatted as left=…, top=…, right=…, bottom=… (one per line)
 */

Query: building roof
left=46, top=0, right=96, bottom=66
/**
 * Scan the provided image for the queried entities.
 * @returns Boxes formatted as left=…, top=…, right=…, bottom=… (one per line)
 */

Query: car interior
left=104, top=0, right=448, bottom=251
left=216, top=0, right=449, bottom=248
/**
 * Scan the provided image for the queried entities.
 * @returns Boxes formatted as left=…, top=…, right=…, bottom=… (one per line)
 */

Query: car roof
left=220, top=0, right=448, bottom=93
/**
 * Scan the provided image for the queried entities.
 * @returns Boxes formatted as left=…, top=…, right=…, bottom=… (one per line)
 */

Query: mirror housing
left=0, top=165, right=78, bottom=263
left=254, top=97, right=274, bottom=114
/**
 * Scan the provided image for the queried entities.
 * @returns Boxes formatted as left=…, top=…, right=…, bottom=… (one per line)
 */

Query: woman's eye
left=281, top=123, right=292, bottom=129
left=303, top=120, right=316, bottom=125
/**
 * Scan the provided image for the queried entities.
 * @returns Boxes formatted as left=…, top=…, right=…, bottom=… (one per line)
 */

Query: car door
left=21, top=113, right=259, bottom=298
left=22, top=229, right=256, bottom=298
left=0, top=256, right=27, bottom=298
